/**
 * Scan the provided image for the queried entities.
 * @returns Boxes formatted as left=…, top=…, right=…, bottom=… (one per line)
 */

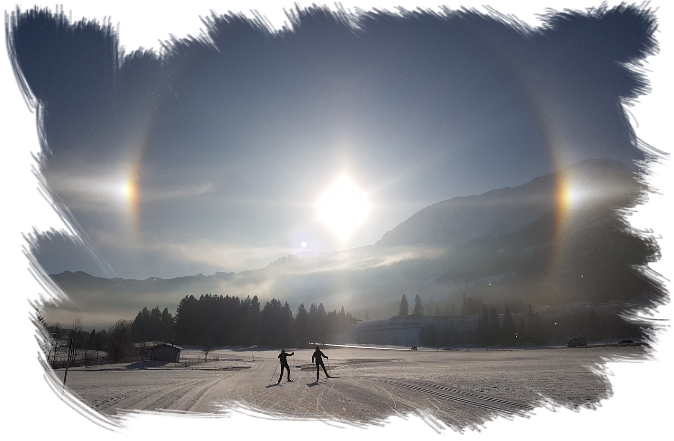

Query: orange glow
left=123, top=173, right=140, bottom=229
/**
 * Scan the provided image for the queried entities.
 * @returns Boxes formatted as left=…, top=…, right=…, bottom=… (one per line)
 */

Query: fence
left=179, top=356, right=220, bottom=367
left=50, top=355, right=222, bottom=369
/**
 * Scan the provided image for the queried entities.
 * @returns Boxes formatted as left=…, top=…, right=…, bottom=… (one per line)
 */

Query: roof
left=135, top=342, right=183, bottom=351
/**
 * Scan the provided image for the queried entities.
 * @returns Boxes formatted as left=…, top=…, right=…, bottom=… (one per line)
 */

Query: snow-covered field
left=51, top=345, right=644, bottom=429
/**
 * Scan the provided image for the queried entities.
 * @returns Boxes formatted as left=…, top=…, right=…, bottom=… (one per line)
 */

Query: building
left=328, top=315, right=480, bottom=347
left=135, top=342, right=183, bottom=363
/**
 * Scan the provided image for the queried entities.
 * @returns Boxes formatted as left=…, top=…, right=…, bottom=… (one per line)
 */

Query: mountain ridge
left=46, top=157, right=657, bottom=329
left=376, top=158, right=635, bottom=247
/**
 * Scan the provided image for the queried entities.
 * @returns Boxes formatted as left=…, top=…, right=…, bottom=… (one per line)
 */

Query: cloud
left=0, top=159, right=125, bottom=211
left=93, top=231, right=297, bottom=272
left=265, top=245, right=446, bottom=277
left=154, top=242, right=294, bottom=271
left=139, top=183, right=216, bottom=202
left=0, top=159, right=215, bottom=212
left=95, top=225, right=445, bottom=277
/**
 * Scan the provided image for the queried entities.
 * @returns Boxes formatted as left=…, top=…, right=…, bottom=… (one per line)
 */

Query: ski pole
left=269, top=360, right=279, bottom=384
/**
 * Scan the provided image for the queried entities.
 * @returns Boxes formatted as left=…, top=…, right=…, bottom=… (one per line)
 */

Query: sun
left=316, top=176, right=370, bottom=240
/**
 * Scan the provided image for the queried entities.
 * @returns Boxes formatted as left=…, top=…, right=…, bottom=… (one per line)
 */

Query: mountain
left=377, top=158, right=637, bottom=247
left=46, top=158, right=661, bottom=329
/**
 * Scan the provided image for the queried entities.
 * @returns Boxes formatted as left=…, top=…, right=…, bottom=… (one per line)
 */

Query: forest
left=164, top=294, right=356, bottom=348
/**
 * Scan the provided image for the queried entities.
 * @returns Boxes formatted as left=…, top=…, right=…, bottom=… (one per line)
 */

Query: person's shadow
left=307, top=376, right=340, bottom=386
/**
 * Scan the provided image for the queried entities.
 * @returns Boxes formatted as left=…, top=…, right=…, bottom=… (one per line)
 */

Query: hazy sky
left=9, top=3, right=659, bottom=279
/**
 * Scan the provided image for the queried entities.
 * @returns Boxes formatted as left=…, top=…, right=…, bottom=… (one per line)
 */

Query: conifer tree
left=477, top=305, right=489, bottom=345
left=316, top=303, right=327, bottom=343
left=295, top=303, right=309, bottom=346
left=160, top=307, right=174, bottom=342
left=525, top=304, right=545, bottom=345
left=502, top=305, right=516, bottom=346
left=398, top=295, right=409, bottom=316
left=412, top=294, right=424, bottom=316
left=488, top=305, right=500, bottom=344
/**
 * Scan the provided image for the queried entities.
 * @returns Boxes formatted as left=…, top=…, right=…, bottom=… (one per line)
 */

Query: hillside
left=377, top=158, right=636, bottom=247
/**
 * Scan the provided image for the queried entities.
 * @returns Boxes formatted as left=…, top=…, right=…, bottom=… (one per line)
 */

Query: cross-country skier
left=311, top=345, right=331, bottom=382
left=277, top=349, right=295, bottom=383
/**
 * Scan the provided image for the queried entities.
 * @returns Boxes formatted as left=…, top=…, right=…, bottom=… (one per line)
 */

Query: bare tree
left=48, top=323, right=65, bottom=365
left=70, top=317, right=85, bottom=363
left=201, top=337, right=214, bottom=362
left=109, top=320, right=134, bottom=362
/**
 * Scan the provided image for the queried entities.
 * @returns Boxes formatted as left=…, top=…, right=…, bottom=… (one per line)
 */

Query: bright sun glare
left=316, top=176, right=370, bottom=240
left=120, top=181, right=135, bottom=198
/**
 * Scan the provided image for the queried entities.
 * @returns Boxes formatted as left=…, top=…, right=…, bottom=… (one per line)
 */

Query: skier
left=311, top=345, right=331, bottom=382
left=277, top=349, right=295, bottom=383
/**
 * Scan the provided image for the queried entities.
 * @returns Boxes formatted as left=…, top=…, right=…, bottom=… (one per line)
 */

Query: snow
left=0, top=345, right=674, bottom=441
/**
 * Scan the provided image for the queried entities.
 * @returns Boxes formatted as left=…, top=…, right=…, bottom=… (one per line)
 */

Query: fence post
left=63, top=338, right=73, bottom=389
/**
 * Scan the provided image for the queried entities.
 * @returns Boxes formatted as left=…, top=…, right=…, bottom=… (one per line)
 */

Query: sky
left=7, top=0, right=662, bottom=280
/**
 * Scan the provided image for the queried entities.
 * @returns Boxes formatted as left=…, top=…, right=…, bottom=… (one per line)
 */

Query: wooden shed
left=144, top=343, right=183, bottom=363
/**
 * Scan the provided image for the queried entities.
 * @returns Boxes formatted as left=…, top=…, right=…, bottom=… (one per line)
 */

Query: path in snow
left=0, top=348, right=674, bottom=441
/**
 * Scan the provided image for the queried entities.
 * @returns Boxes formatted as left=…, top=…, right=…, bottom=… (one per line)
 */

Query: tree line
left=395, top=293, right=643, bottom=347
left=0, top=308, right=139, bottom=370
left=131, top=294, right=357, bottom=349
left=419, top=302, right=643, bottom=347
left=43, top=294, right=359, bottom=365
left=417, top=302, right=543, bottom=348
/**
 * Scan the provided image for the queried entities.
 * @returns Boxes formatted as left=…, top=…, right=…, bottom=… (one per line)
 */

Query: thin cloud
left=140, top=183, right=216, bottom=202
left=153, top=242, right=295, bottom=271
left=93, top=231, right=296, bottom=272
left=0, top=159, right=125, bottom=211
left=0, top=159, right=215, bottom=212
left=265, top=245, right=446, bottom=276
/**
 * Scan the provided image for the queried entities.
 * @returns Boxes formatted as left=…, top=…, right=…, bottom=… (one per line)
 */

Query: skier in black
left=277, top=349, right=295, bottom=383
left=311, top=345, right=331, bottom=382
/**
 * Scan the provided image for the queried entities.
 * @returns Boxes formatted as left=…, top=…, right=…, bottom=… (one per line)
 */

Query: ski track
left=136, top=380, right=226, bottom=441
left=40, top=367, right=669, bottom=441
left=375, top=378, right=670, bottom=441
left=0, top=348, right=671, bottom=441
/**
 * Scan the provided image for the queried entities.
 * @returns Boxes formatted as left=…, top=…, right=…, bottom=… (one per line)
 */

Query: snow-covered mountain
left=377, top=158, right=637, bottom=247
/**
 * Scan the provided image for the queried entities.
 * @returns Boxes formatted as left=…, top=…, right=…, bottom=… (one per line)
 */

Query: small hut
left=143, top=343, right=183, bottom=362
